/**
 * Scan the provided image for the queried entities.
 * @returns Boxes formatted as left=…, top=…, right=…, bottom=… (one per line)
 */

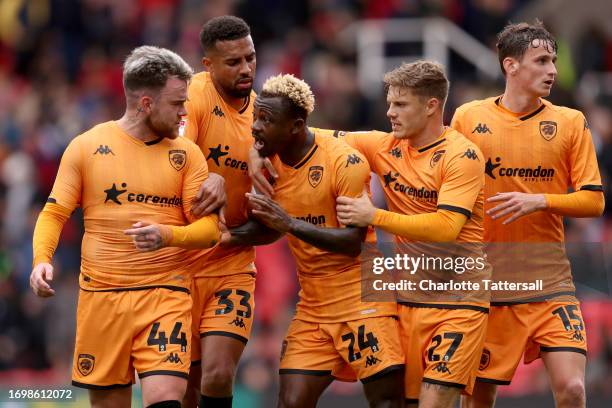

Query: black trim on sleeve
left=360, top=364, right=404, bottom=384
left=475, top=376, right=511, bottom=385
left=71, top=381, right=132, bottom=390
left=279, top=369, right=333, bottom=377
left=418, top=138, right=445, bottom=153
left=422, top=377, right=466, bottom=389
left=201, top=331, right=248, bottom=345
left=580, top=185, right=604, bottom=192
left=437, top=204, right=472, bottom=219
left=138, top=370, right=189, bottom=380
left=540, top=346, right=587, bottom=356
left=145, top=137, right=164, bottom=146
left=47, top=197, right=57, bottom=203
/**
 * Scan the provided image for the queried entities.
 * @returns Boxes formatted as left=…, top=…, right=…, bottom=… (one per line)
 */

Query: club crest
left=539, top=121, right=557, bottom=141
left=308, top=165, right=324, bottom=188
left=78, top=354, right=95, bottom=376
left=169, top=149, right=186, bottom=171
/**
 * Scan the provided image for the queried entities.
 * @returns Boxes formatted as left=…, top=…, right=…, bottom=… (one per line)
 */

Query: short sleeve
left=569, top=113, right=603, bottom=192
left=181, top=143, right=209, bottom=223
left=333, top=148, right=371, bottom=198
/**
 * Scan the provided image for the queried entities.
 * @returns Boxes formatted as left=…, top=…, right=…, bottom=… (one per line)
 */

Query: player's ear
left=426, top=97, right=439, bottom=116
left=291, top=117, right=305, bottom=134
left=202, top=57, right=212, bottom=71
left=503, top=57, right=517, bottom=76
left=140, top=95, right=154, bottom=113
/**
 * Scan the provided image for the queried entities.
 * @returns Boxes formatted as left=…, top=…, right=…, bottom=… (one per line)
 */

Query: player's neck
left=278, top=128, right=315, bottom=167
left=501, top=85, right=542, bottom=114
left=407, top=121, right=445, bottom=150
left=116, top=113, right=161, bottom=143
left=212, top=79, right=247, bottom=111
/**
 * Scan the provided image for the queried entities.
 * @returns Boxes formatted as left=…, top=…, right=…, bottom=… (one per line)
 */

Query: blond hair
left=261, top=74, right=315, bottom=114
left=123, top=45, right=193, bottom=92
left=383, top=60, right=449, bottom=104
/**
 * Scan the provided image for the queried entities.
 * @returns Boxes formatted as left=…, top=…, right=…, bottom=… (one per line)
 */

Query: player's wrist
left=160, top=224, right=174, bottom=247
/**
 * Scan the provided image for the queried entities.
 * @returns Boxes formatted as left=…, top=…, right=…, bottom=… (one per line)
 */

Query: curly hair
left=383, top=60, right=449, bottom=104
left=200, top=15, right=251, bottom=52
left=261, top=74, right=315, bottom=116
left=123, top=45, right=193, bottom=92
left=496, top=20, right=557, bottom=75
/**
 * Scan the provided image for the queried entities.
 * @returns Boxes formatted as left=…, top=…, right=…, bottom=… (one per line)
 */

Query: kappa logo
left=433, top=362, right=451, bottom=374
left=388, top=147, right=402, bottom=158
left=163, top=353, right=183, bottom=364
left=308, top=165, right=323, bottom=188
left=365, top=355, right=381, bottom=367
left=346, top=154, right=363, bottom=167
left=93, top=145, right=115, bottom=155
left=229, top=317, right=246, bottom=329
left=479, top=348, right=491, bottom=371
left=77, top=354, right=95, bottom=376
left=212, top=106, right=225, bottom=117
left=430, top=149, right=445, bottom=168
left=572, top=330, right=584, bottom=342
left=472, top=123, right=492, bottom=134
left=169, top=149, right=186, bottom=171
left=539, top=120, right=557, bottom=141
left=461, top=148, right=480, bottom=161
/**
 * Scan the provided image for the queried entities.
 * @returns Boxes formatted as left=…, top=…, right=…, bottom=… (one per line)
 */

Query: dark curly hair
left=496, top=20, right=557, bottom=76
left=199, top=16, right=251, bottom=53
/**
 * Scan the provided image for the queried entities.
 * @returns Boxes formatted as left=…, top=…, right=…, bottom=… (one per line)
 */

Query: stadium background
left=0, top=0, right=611, bottom=406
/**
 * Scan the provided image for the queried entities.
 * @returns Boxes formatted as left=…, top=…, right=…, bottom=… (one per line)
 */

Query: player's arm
left=488, top=113, right=604, bottom=223
left=125, top=146, right=220, bottom=250
left=337, top=193, right=467, bottom=242
left=246, top=193, right=365, bottom=257
left=31, top=140, right=82, bottom=297
left=221, top=217, right=283, bottom=247
left=338, top=143, right=482, bottom=241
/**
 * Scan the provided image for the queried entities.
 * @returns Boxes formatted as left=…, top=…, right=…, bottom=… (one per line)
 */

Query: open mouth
left=253, top=135, right=265, bottom=150
left=543, top=80, right=554, bottom=86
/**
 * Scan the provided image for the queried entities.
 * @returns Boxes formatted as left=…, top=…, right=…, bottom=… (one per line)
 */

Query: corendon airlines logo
left=103, top=182, right=182, bottom=207
left=485, top=157, right=555, bottom=181
left=382, top=171, right=438, bottom=202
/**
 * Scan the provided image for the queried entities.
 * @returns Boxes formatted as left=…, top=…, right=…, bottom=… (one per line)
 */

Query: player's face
left=147, top=76, right=188, bottom=139
left=386, top=85, right=429, bottom=140
left=513, top=39, right=557, bottom=97
left=252, top=96, right=293, bottom=157
left=205, top=36, right=256, bottom=99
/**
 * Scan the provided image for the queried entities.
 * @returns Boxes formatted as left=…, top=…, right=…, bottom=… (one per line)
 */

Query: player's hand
left=246, top=193, right=291, bottom=233
left=192, top=173, right=226, bottom=219
left=218, top=218, right=232, bottom=247
left=248, top=147, right=278, bottom=197
left=30, top=263, right=55, bottom=297
left=124, top=221, right=172, bottom=251
left=487, top=192, right=547, bottom=224
left=336, top=190, right=376, bottom=227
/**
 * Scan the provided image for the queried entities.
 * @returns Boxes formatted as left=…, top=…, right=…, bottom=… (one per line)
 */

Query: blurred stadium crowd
left=0, top=0, right=611, bottom=405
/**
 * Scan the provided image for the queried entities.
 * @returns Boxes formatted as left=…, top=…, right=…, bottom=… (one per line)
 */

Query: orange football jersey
left=451, top=97, right=603, bottom=301
left=182, top=72, right=256, bottom=276
left=49, top=121, right=208, bottom=290
left=271, top=131, right=397, bottom=323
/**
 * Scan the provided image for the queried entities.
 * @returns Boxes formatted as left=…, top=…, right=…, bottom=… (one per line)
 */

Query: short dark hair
left=123, top=46, right=193, bottom=93
left=496, top=20, right=557, bottom=76
left=199, top=16, right=251, bottom=53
